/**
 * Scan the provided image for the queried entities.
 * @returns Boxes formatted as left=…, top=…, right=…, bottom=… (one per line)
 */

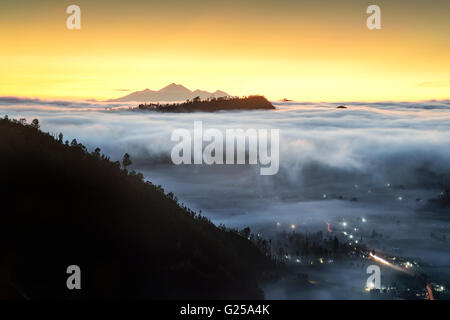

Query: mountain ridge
left=107, top=83, right=232, bottom=102
left=0, top=116, right=275, bottom=299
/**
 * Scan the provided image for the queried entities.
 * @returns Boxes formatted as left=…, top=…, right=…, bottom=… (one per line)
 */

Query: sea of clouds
left=2, top=97, right=450, bottom=205
left=1, top=97, right=450, bottom=298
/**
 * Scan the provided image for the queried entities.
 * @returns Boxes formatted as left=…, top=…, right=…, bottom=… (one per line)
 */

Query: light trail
left=369, top=252, right=414, bottom=275
left=326, top=221, right=332, bottom=233
left=426, top=284, right=435, bottom=300
left=369, top=252, right=436, bottom=299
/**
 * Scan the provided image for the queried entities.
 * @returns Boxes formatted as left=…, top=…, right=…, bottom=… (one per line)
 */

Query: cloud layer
left=2, top=98, right=450, bottom=295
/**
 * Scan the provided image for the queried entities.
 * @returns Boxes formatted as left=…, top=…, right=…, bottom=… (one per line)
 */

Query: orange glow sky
left=0, top=0, right=449, bottom=101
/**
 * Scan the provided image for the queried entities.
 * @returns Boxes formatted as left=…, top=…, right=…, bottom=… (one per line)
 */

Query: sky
left=0, top=0, right=449, bottom=101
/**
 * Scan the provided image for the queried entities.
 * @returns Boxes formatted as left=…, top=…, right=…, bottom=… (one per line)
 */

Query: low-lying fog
left=2, top=97, right=450, bottom=299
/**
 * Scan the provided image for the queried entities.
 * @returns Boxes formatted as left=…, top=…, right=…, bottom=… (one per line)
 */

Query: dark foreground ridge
left=0, top=117, right=275, bottom=299
left=137, top=95, right=275, bottom=112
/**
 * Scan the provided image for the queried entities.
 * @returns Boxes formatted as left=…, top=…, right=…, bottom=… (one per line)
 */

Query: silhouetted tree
left=122, top=153, right=132, bottom=169
left=333, top=236, right=339, bottom=253
left=71, top=139, right=78, bottom=147
left=93, top=147, right=101, bottom=158
left=31, top=119, right=40, bottom=129
left=240, top=227, right=251, bottom=239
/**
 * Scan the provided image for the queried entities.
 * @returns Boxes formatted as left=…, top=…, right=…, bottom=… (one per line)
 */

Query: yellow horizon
left=1, top=0, right=449, bottom=102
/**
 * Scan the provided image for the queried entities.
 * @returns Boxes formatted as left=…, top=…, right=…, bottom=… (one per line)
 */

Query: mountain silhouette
left=107, top=83, right=232, bottom=102
left=137, top=95, right=275, bottom=112
left=0, top=116, right=275, bottom=299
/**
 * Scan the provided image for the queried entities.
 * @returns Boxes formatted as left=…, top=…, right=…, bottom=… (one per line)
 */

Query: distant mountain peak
left=107, top=83, right=232, bottom=102
left=161, top=83, right=184, bottom=89
left=159, top=83, right=191, bottom=94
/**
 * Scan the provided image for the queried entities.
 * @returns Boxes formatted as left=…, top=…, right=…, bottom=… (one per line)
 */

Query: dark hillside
left=0, top=117, right=274, bottom=299
left=137, top=95, right=275, bottom=112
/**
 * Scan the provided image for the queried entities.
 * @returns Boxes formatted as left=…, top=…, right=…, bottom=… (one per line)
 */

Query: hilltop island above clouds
left=136, top=95, right=275, bottom=112
left=107, top=83, right=232, bottom=102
